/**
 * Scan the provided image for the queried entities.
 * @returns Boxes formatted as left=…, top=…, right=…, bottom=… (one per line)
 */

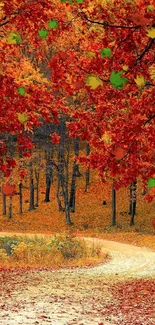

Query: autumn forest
left=0, top=0, right=155, bottom=324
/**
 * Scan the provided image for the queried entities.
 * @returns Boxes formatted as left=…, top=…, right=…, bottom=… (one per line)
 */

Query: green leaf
left=60, top=0, right=73, bottom=3
left=38, top=29, right=48, bottom=38
left=12, top=34, right=22, bottom=43
left=48, top=20, right=58, bottom=29
left=100, top=48, right=111, bottom=58
left=110, top=71, right=128, bottom=89
left=147, top=178, right=155, bottom=188
left=76, top=0, right=84, bottom=3
left=18, top=87, right=25, bottom=96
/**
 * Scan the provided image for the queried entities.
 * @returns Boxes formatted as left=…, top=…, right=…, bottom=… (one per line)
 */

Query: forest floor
left=0, top=176, right=155, bottom=250
left=0, top=235, right=155, bottom=325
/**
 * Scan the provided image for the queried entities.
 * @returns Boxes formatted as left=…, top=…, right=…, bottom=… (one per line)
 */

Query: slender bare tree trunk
left=56, top=175, right=65, bottom=212
left=69, top=160, right=77, bottom=212
left=85, top=143, right=90, bottom=192
left=69, top=138, right=81, bottom=212
left=130, top=180, right=137, bottom=226
left=56, top=127, right=65, bottom=211
left=56, top=116, right=73, bottom=224
left=64, top=141, right=73, bottom=225
left=18, top=150, right=23, bottom=214
left=2, top=191, right=7, bottom=215
left=128, top=183, right=132, bottom=215
left=35, top=169, right=40, bottom=207
left=8, top=196, right=12, bottom=219
left=73, top=138, right=81, bottom=177
left=44, top=149, right=53, bottom=202
left=19, top=182, right=23, bottom=214
left=29, top=161, right=35, bottom=211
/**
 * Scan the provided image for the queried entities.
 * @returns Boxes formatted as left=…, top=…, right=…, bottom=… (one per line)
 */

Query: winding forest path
left=0, top=233, right=155, bottom=325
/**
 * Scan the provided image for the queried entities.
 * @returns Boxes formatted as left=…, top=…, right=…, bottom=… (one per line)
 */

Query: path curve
left=0, top=233, right=155, bottom=325
left=75, top=237, right=155, bottom=279
left=0, top=232, right=155, bottom=279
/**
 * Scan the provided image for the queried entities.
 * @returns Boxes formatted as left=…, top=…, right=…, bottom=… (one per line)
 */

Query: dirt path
left=0, top=233, right=155, bottom=325
left=82, top=237, right=155, bottom=279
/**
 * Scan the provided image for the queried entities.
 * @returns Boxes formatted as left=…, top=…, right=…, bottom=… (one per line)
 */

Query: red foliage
left=51, top=132, right=61, bottom=144
left=113, top=146, right=127, bottom=160
left=105, top=279, right=155, bottom=325
left=0, top=0, right=155, bottom=203
left=2, top=182, right=16, bottom=196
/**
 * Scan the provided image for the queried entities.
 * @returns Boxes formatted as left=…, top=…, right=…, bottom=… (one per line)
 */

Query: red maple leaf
left=51, top=132, right=61, bottom=144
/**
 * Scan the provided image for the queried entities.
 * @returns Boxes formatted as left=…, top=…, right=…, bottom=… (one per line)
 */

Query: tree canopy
left=0, top=0, right=155, bottom=200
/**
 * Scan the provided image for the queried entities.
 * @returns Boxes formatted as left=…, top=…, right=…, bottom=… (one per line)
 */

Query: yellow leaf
left=149, top=65, right=155, bottom=80
left=146, top=28, right=155, bottom=39
left=134, top=75, right=146, bottom=87
left=85, top=51, right=96, bottom=58
left=147, top=5, right=155, bottom=12
left=101, top=132, right=111, bottom=144
left=17, top=113, right=29, bottom=124
left=120, top=107, right=128, bottom=114
left=85, top=74, right=103, bottom=90
left=122, top=65, right=129, bottom=72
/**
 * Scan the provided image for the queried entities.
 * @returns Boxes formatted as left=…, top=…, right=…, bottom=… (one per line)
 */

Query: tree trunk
left=130, top=180, right=137, bottom=226
left=85, top=143, right=90, bottom=192
left=69, top=161, right=77, bottom=212
left=19, top=182, right=23, bottom=214
left=45, top=176, right=51, bottom=202
left=35, top=169, right=40, bottom=207
left=73, top=138, right=81, bottom=177
left=64, top=167, right=73, bottom=225
left=128, top=183, right=132, bottom=215
left=57, top=116, right=73, bottom=225
left=2, top=190, right=6, bottom=215
left=56, top=131, right=65, bottom=212
left=111, top=183, right=116, bottom=226
left=69, top=138, right=81, bottom=211
left=8, top=196, right=12, bottom=219
left=44, top=151, right=53, bottom=202
left=56, top=176, right=65, bottom=212
left=64, top=185, right=72, bottom=225
left=64, top=143, right=73, bottom=225
left=29, top=161, right=35, bottom=211
left=18, top=150, right=23, bottom=214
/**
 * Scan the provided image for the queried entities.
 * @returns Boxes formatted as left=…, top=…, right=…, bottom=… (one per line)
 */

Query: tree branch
left=144, top=114, right=155, bottom=126
left=124, top=39, right=155, bottom=76
left=0, top=21, right=10, bottom=27
left=80, top=11, right=141, bottom=29
left=137, top=39, right=155, bottom=63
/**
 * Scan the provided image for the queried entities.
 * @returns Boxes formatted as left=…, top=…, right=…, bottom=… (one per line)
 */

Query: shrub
left=4, top=240, right=19, bottom=256
left=0, top=234, right=105, bottom=268
left=11, top=242, right=28, bottom=263
left=57, top=237, right=84, bottom=259
left=0, top=248, right=9, bottom=265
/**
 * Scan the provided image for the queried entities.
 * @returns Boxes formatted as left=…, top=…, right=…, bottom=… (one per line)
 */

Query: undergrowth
left=0, top=233, right=108, bottom=268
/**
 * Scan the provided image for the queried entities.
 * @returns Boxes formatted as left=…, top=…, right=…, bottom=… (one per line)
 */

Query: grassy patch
left=0, top=233, right=108, bottom=269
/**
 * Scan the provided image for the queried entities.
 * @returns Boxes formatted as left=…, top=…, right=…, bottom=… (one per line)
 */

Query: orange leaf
left=113, top=146, right=127, bottom=160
